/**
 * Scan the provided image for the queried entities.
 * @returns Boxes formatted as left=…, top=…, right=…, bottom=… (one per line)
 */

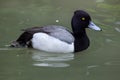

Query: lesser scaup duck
left=10, top=10, right=101, bottom=53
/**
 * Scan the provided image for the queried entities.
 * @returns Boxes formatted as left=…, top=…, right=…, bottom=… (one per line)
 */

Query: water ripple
left=104, top=61, right=120, bottom=66
left=33, top=62, right=69, bottom=67
left=115, top=27, right=120, bottom=32
left=31, top=50, right=74, bottom=67
left=96, top=0, right=104, bottom=3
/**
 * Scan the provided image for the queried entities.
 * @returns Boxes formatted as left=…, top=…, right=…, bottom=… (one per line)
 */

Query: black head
left=71, top=10, right=91, bottom=33
left=71, top=10, right=101, bottom=52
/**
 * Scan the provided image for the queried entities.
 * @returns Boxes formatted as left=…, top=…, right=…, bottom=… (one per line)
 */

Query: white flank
left=31, top=33, right=74, bottom=53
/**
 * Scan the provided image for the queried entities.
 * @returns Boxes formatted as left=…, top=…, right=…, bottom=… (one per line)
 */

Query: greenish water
left=0, top=0, right=120, bottom=80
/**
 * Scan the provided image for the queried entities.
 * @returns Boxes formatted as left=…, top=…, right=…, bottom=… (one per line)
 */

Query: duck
left=10, top=10, right=101, bottom=53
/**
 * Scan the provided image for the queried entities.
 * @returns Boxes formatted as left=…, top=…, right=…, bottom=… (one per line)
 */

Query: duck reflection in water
left=31, top=50, right=74, bottom=67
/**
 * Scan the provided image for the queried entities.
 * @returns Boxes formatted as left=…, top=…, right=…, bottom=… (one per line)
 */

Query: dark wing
left=11, top=25, right=74, bottom=47
left=23, top=25, right=74, bottom=44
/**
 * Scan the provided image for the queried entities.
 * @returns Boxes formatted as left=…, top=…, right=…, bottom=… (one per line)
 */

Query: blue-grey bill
left=88, top=21, right=102, bottom=31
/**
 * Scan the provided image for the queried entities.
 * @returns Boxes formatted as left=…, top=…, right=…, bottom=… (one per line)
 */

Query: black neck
left=71, top=14, right=90, bottom=52
left=73, top=29, right=90, bottom=52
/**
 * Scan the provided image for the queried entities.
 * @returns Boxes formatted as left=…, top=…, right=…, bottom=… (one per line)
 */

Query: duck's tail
left=10, top=32, right=33, bottom=48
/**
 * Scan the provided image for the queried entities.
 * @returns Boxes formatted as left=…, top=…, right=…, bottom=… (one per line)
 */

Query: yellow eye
left=81, top=17, right=85, bottom=20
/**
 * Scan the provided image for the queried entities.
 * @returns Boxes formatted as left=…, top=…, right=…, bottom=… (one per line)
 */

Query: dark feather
left=12, top=25, right=74, bottom=47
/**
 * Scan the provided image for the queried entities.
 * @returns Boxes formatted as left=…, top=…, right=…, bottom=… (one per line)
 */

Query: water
left=0, top=0, right=120, bottom=80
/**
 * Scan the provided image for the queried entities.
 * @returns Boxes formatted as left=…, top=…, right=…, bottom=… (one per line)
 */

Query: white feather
left=31, top=33, right=74, bottom=53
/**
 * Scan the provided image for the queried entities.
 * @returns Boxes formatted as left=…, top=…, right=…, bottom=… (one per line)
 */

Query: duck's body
left=11, top=10, right=101, bottom=53
left=17, top=25, right=74, bottom=53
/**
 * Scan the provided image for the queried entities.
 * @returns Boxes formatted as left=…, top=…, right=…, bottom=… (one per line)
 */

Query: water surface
left=0, top=0, right=120, bottom=80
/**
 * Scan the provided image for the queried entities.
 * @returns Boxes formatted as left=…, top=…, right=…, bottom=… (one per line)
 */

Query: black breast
left=73, top=31, right=90, bottom=52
